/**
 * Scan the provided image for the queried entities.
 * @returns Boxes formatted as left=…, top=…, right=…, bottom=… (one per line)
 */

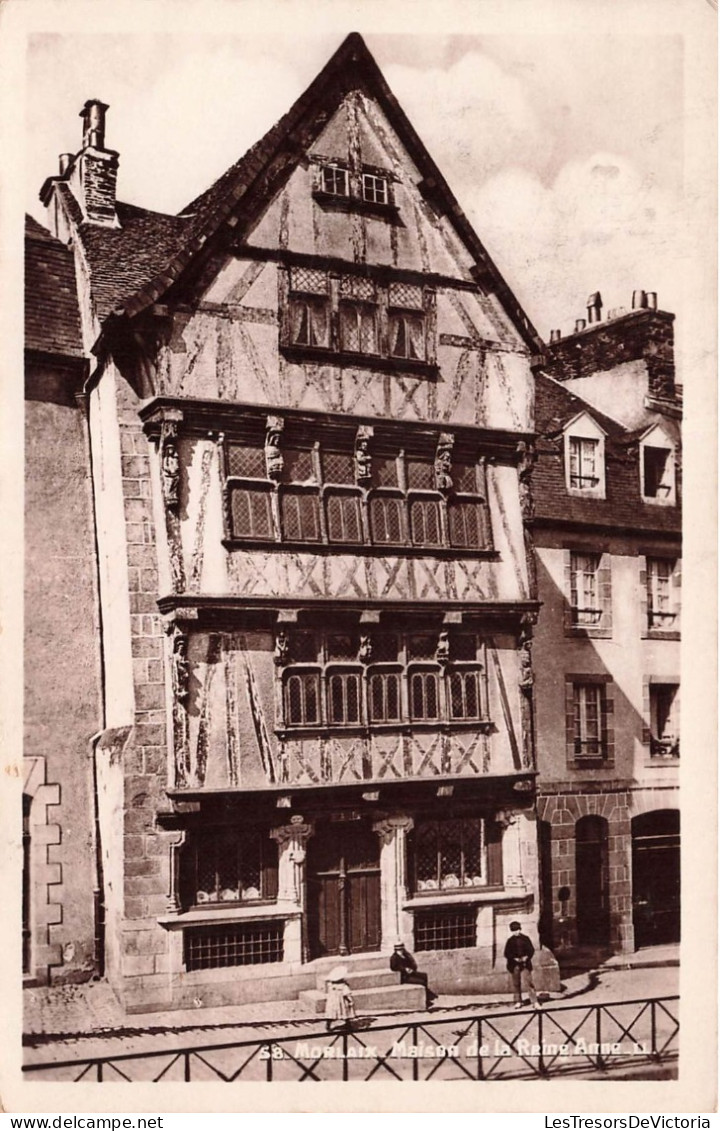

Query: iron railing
left=23, top=995, right=678, bottom=1083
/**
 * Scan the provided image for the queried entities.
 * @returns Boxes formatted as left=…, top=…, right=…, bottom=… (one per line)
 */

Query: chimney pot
left=58, top=153, right=73, bottom=175
left=575, top=318, right=587, bottom=333
left=645, top=291, right=657, bottom=310
left=586, top=291, right=603, bottom=323
left=80, top=99, right=109, bottom=150
left=549, top=329, right=562, bottom=343
left=632, top=289, right=646, bottom=310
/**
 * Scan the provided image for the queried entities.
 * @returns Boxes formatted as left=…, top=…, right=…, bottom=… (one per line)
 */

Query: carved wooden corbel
left=516, top=440, right=536, bottom=522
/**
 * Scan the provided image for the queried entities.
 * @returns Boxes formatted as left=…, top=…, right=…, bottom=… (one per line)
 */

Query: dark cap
left=509, top=921, right=522, bottom=931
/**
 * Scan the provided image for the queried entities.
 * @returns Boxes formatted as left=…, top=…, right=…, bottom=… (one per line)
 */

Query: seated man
left=389, top=940, right=436, bottom=1007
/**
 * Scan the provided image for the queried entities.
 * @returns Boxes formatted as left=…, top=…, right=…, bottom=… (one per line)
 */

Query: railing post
left=266, top=1045, right=273, bottom=1082
left=185, top=1051, right=191, bottom=1082
left=477, top=1018, right=484, bottom=1080
left=412, top=1024, right=419, bottom=1082
left=97, top=1061, right=103, bottom=1083
left=537, top=1009, right=547, bottom=1076
left=651, top=999, right=659, bottom=1061
left=342, top=1029, right=349, bottom=1082
left=596, top=1005, right=605, bottom=1071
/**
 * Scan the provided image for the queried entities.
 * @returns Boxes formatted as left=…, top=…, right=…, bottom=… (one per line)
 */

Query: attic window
left=563, top=413, right=606, bottom=499
left=639, top=428, right=676, bottom=505
left=643, top=447, right=672, bottom=499
left=321, top=165, right=349, bottom=197
left=362, top=173, right=388, bottom=205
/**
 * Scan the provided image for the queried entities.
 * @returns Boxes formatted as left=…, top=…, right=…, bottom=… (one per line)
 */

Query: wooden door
left=307, top=821, right=381, bottom=958
left=575, top=816, right=610, bottom=946
left=632, top=810, right=680, bottom=948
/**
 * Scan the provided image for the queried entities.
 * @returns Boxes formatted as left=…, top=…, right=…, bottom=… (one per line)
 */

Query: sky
left=21, top=11, right=714, bottom=375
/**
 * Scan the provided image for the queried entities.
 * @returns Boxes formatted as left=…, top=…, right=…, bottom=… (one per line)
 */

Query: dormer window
left=569, top=438, right=599, bottom=489
left=640, top=425, right=677, bottom=505
left=321, top=164, right=349, bottom=197
left=563, top=412, right=606, bottom=498
left=643, top=447, right=672, bottom=498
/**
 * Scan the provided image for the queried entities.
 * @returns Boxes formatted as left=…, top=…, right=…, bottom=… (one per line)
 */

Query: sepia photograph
left=1, top=0, right=716, bottom=1114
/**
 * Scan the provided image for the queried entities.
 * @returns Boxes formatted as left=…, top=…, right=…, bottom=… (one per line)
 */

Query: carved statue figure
left=172, top=630, right=190, bottom=703
left=274, top=630, right=290, bottom=666
left=436, top=630, right=450, bottom=666
left=358, top=635, right=373, bottom=664
left=434, top=433, right=454, bottom=493
left=354, top=425, right=373, bottom=486
left=265, top=416, right=284, bottom=480
left=161, top=435, right=180, bottom=511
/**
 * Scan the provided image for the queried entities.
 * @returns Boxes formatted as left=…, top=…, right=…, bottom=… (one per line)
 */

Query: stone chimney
left=40, top=99, right=120, bottom=235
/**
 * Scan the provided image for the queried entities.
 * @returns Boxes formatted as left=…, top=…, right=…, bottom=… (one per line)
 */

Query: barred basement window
left=327, top=669, right=362, bottom=725
left=184, top=922, right=284, bottom=970
left=414, top=907, right=477, bottom=952
left=285, top=670, right=321, bottom=725
left=179, top=826, right=278, bottom=908
left=412, top=818, right=484, bottom=893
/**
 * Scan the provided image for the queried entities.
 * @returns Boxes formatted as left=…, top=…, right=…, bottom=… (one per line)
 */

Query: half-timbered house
left=32, top=33, right=559, bottom=1011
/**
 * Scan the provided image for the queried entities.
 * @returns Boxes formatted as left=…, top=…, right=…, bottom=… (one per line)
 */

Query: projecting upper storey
left=39, top=34, right=540, bottom=436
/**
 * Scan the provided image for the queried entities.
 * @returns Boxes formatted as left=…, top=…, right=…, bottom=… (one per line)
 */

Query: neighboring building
left=29, top=34, right=558, bottom=1012
left=533, top=293, right=681, bottom=955
left=24, top=217, right=101, bottom=985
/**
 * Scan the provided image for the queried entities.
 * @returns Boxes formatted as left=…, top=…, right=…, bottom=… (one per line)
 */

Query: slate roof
left=533, top=371, right=681, bottom=535
left=55, top=33, right=540, bottom=352
left=25, top=215, right=84, bottom=359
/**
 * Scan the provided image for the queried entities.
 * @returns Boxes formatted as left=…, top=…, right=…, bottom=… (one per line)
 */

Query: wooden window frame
left=179, top=826, right=279, bottom=911
left=278, top=632, right=490, bottom=734
left=411, top=818, right=487, bottom=894
left=565, top=676, right=614, bottom=767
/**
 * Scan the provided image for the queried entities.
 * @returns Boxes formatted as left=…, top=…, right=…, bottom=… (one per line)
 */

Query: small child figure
left=325, top=965, right=356, bottom=1031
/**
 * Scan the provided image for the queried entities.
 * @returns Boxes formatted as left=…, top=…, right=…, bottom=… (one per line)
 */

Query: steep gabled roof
left=73, top=33, right=540, bottom=352
left=25, top=214, right=84, bottom=359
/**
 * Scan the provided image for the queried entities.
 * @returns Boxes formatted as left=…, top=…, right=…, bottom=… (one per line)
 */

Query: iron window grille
left=179, top=826, right=279, bottom=909
left=279, top=631, right=489, bottom=731
left=568, top=437, right=600, bottom=489
left=184, top=922, right=284, bottom=971
left=224, top=439, right=491, bottom=552
left=414, top=906, right=478, bottom=951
